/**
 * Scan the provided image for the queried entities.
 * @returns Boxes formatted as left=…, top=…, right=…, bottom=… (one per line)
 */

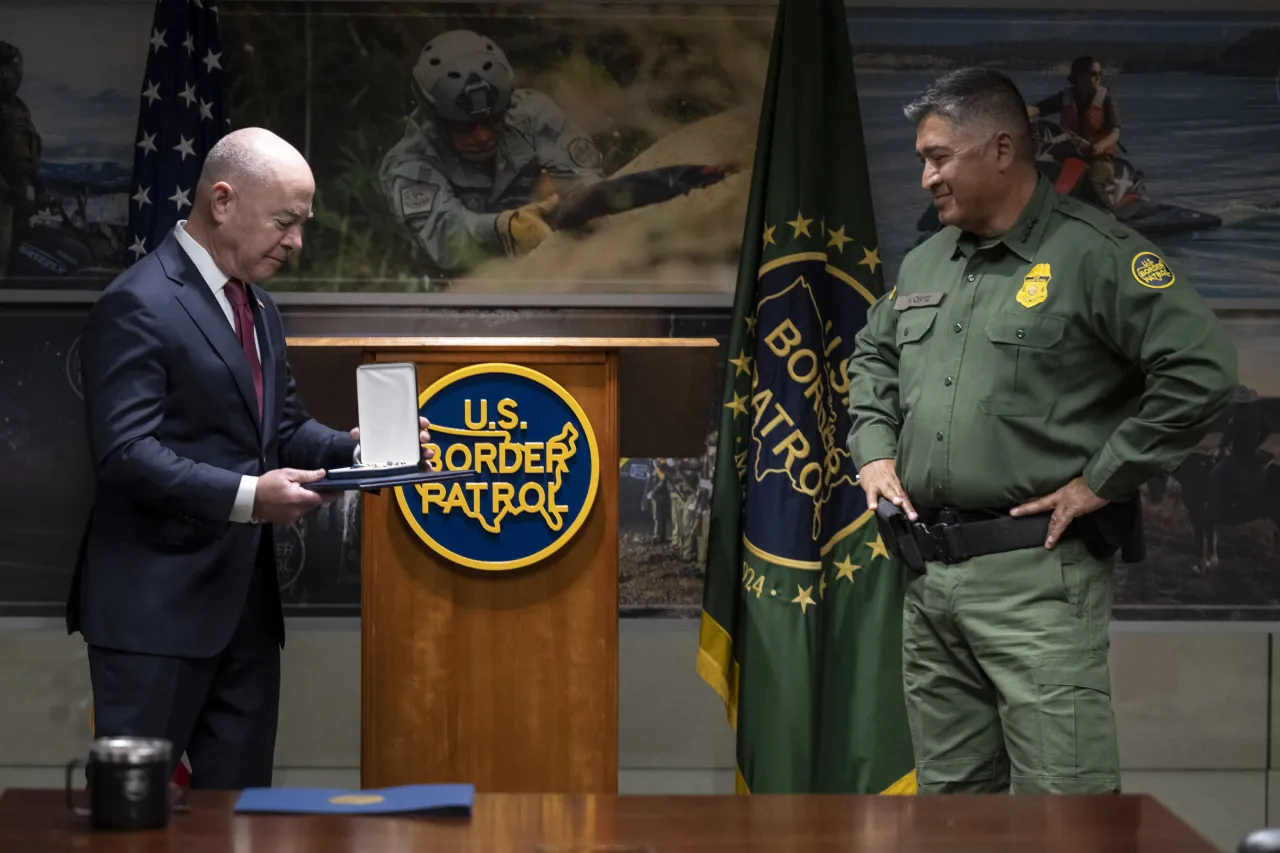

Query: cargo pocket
left=979, top=312, right=1065, bottom=418
left=1034, top=653, right=1119, bottom=786
left=895, top=308, right=938, bottom=410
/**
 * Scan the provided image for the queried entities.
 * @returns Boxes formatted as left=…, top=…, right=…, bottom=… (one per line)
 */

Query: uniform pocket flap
left=896, top=310, right=938, bottom=346
left=986, top=313, right=1065, bottom=349
left=1034, top=654, right=1111, bottom=694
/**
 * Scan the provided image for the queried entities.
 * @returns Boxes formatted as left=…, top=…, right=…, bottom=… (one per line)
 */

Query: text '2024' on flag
left=127, top=0, right=229, bottom=262
left=696, top=0, right=916, bottom=795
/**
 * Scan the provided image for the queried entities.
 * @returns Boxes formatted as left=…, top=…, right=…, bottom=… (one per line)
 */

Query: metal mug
left=65, top=737, right=172, bottom=830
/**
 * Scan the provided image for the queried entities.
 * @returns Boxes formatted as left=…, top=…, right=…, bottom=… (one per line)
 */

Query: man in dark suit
left=68, top=127, right=431, bottom=789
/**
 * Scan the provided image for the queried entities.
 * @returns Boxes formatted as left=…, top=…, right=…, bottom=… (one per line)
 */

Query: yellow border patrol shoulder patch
left=1131, top=251, right=1175, bottom=289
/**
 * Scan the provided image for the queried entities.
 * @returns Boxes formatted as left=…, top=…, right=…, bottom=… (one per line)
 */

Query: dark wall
left=0, top=301, right=729, bottom=618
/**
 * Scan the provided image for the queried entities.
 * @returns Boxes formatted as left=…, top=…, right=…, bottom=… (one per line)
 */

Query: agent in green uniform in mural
left=846, top=67, right=1236, bottom=795
left=0, top=40, right=43, bottom=280
left=378, top=29, right=604, bottom=282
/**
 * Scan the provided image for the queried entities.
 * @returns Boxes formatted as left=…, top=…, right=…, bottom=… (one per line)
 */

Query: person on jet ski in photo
left=1027, top=56, right=1121, bottom=211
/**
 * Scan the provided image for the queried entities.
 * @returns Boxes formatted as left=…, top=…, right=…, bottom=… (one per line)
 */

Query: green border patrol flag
left=697, top=0, right=916, bottom=795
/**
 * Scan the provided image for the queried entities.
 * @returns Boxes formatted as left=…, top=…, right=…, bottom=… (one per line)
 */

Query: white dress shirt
left=173, top=222, right=360, bottom=523
left=173, top=221, right=263, bottom=524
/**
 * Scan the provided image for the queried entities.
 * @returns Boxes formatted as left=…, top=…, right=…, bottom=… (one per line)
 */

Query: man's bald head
left=195, top=127, right=311, bottom=203
left=186, top=127, right=315, bottom=283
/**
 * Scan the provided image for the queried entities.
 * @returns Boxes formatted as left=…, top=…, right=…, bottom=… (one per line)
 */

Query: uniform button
left=936, top=432, right=944, bottom=441
left=1016, top=329, right=1025, bottom=339
left=967, top=274, right=975, bottom=282
left=944, top=377, right=953, bottom=386
left=954, top=323, right=963, bottom=333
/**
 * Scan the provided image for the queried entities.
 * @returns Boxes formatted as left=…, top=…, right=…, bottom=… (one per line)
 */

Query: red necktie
left=224, top=278, right=263, bottom=421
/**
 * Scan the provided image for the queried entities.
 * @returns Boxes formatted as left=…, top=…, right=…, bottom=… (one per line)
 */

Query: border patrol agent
left=847, top=68, right=1236, bottom=795
left=1, top=40, right=42, bottom=279
left=378, top=30, right=604, bottom=280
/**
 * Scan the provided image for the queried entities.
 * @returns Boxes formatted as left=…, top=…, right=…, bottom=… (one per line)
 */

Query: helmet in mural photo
left=411, top=30, right=514, bottom=124
left=0, top=41, right=22, bottom=96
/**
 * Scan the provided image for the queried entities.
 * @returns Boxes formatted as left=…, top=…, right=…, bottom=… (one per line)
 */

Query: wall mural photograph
left=0, top=2, right=1277, bottom=622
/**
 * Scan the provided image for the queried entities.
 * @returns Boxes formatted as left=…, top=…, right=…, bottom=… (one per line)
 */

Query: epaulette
left=1051, top=195, right=1136, bottom=247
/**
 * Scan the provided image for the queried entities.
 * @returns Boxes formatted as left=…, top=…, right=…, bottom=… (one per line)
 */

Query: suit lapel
left=250, top=283, right=278, bottom=442
left=158, top=233, right=262, bottom=438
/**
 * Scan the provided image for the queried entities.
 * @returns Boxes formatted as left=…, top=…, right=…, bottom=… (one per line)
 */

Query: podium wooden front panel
left=360, top=346, right=619, bottom=793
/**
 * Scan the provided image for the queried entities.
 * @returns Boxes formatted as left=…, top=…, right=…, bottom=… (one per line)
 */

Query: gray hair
left=196, top=127, right=306, bottom=198
left=903, top=68, right=1035, bottom=161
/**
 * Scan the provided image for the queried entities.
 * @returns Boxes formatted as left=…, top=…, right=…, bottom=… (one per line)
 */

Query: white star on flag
left=169, top=186, right=191, bottom=212
left=128, top=0, right=227, bottom=262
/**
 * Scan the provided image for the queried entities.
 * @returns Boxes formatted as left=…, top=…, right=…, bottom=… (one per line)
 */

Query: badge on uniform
left=568, top=136, right=601, bottom=169
left=1131, top=251, right=1175, bottom=289
left=1016, top=263, right=1051, bottom=308
left=399, top=183, right=439, bottom=218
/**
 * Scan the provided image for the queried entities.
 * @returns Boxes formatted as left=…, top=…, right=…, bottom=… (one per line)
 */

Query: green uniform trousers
left=902, top=535, right=1120, bottom=794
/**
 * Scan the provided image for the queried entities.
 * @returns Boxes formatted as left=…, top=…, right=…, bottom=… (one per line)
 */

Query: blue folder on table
left=234, top=783, right=474, bottom=816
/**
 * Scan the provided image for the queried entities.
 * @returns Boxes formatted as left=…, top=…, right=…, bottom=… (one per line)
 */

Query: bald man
left=67, top=128, right=430, bottom=789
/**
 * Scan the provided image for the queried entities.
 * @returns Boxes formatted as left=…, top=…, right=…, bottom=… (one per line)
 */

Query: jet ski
left=915, top=117, right=1222, bottom=239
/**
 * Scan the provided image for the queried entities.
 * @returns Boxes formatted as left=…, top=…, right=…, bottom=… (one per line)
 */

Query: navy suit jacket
left=66, top=232, right=356, bottom=659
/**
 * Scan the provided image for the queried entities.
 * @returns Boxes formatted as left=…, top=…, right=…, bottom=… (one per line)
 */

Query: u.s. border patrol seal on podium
left=394, top=363, right=600, bottom=571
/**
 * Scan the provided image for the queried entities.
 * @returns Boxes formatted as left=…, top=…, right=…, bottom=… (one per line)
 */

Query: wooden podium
left=286, top=336, right=719, bottom=794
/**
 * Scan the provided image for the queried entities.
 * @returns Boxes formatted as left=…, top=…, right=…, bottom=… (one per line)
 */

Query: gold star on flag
left=819, top=574, right=828, bottom=600
left=787, top=211, right=813, bottom=239
left=792, top=584, right=816, bottom=614
left=827, top=225, right=853, bottom=253
left=725, top=392, right=748, bottom=417
left=744, top=314, right=757, bottom=334
left=865, top=534, right=890, bottom=561
left=729, top=350, right=752, bottom=376
left=762, top=224, right=777, bottom=247
left=834, top=557, right=861, bottom=583
left=860, top=246, right=881, bottom=274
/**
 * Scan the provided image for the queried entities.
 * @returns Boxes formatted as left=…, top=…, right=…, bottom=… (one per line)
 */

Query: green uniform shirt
left=846, top=176, right=1237, bottom=510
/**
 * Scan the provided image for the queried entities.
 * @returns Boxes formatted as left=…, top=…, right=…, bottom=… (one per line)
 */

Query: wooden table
left=0, top=789, right=1222, bottom=852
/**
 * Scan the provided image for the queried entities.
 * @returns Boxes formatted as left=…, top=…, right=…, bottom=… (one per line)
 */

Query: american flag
left=127, top=0, right=229, bottom=263
left=119, top=0, right=228, bottom=791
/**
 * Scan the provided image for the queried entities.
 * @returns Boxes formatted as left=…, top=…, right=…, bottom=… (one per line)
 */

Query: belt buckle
left=912, top=522, right=947, bottom=564
left=913, top=512, right=969, bottom=566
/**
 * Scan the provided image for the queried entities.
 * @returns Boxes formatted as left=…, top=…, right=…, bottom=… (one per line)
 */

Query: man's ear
left=208, top=181, right=234, bottom=223
left=994, top=131, right=1017, bottom=172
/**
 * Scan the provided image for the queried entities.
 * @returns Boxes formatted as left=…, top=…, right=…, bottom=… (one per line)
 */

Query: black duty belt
left=874, top=500, right=1069, bottom=572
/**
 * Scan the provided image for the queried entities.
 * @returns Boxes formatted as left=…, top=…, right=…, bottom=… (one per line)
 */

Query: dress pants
left=87, top=536, right=282, bottom=790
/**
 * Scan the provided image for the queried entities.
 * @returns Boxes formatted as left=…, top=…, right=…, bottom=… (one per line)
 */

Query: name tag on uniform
left=893, top=292, right=945, bottom=311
